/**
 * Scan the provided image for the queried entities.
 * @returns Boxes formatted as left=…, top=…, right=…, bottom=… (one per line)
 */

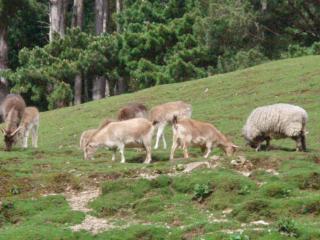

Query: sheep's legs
left=300, top=132, right=307, bottom=152
left=119, top=145, right=126, bottom=163
left=265, top=137, right=271, bottom=151
left=255, top=143, right=262, bottom=152
left=293, top=133, right=307, bottom=152
left=154, top=123, right=166, bottom=149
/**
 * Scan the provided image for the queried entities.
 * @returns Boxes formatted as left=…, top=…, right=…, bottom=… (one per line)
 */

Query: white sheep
left=242, top=103, right=308, bottom=151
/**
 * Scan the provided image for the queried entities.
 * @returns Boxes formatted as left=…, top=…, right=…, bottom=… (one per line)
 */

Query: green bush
left=287, top=44, right=312, bottom=58
left=300, top=200, right=320, bottom=215
left=233, top=199, right=273, bottom=221
left=217, top=48, right=267, bottom=73
left=277, top=218, right=300, bottom=238
left=283, top=42, right=320, bottom=58
left=260, top=182, right=291, bottom=198
left=192, top=183, right=212, bottom=202
left=238, top=185, right=251, bottom=195
left=300, top=172, right=320, bottom=190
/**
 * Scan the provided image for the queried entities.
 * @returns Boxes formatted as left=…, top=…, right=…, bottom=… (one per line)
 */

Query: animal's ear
left=10, top=126, right=22, bottom=137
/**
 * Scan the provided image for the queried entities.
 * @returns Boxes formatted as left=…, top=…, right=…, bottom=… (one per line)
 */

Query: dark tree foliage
left=1, top=0, right=320, bottom=110
left=8, top=1, right=48, bottom=69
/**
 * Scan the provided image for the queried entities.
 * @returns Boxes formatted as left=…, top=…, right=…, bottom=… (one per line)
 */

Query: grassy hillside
left=1, top=55, right=320, bottom=239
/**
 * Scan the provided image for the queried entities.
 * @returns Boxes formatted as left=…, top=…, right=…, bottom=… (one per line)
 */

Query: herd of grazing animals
left=81, top=101, right=308, bottom=164
left=0, top=94, right=308, bottom=163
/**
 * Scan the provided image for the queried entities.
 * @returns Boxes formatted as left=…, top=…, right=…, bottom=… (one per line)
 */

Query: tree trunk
left=95, top=0, right=105, bottom=35
left=261, top=0, right=267, bottom=11
left=103, top=0, right=113, bottom=33
left=49, top=0, right=68, bottom=41
left=72, top=0, right=84, bottom=29
left=113, top=77, right=126, bottom=95
left=0, top=25, right=8, bottom=75
left=116, top=0, right=122, bottom=32
left=84, top=73, right=89, bottom=102
left=74, top=74, right=82, bottom=104
left=105, top=78, right=110, bottom=97
left=92, top=76, right=106, bottom=100
left=0, top=24, right=8, bottom=107
left=92, top=0, right=107, bottom=100
left=103, top=0, right=108, bottom=32
left=60, top=0, right=68, bottom=36
left=115, top=0, right=126, bottom=95
left=117, top=77, right=126, bottom=94
left=72, top=0, right=84, bottom=104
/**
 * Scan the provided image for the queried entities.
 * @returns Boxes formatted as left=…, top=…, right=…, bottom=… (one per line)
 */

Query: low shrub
left=192, top=183, right=212, bottom=202
left=277, top=218, right=300, bottom=238
left=260, top=182, right=291, bottom=198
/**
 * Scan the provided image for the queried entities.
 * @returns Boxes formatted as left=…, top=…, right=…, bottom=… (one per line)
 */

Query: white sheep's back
left=243, top=103, right=307, bottom=140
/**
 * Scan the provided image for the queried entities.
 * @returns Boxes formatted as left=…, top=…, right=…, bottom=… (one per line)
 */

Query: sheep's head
left=246, top=141, right=258, bottom=149
left=1, top=127, right=21, bottom=151
left=242, top=125, right=263, bottom=149
left=245, top=135, right=265, bottom=149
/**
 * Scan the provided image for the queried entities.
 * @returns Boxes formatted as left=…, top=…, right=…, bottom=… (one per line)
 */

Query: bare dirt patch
left=231, top=156, right=254, bottom=177
left=138, top=159, right=220, bottom=180
left=65, top=187, right=117, bottom=234
left=71, top=215, right=113, bottom=234
left=230, top=155, right=281, bottom=178
left=65, top=188, right=100, bottom=212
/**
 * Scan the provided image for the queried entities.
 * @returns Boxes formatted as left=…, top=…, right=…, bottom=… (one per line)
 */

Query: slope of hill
left=1, top=55, right=320, bottom=239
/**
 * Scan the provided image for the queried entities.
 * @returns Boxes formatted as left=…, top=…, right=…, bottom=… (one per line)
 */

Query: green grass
left=1, top=55, right=320, bottom=239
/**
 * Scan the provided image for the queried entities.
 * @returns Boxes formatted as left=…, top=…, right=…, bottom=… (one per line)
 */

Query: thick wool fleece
left=243, top=103, right=308, bottom=142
